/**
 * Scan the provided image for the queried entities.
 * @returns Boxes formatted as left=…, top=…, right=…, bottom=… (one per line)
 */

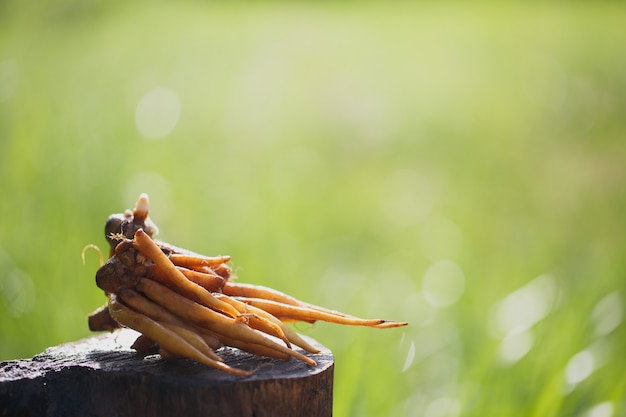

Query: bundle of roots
left=88, top=194, right=407, bottom=376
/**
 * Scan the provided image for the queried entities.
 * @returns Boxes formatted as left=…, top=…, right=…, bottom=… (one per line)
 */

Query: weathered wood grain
left=0, top=328, right=334, bottom=417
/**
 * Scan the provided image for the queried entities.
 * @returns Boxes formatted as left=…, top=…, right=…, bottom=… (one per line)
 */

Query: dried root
left=88, top=194, right=407, bottom=375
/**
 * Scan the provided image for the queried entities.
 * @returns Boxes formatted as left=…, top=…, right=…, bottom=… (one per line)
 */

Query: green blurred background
left=1, top=1, right=626, bottom=416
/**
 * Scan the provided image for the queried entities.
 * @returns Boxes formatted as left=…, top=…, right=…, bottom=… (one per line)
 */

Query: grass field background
left=1, top=1, right=625, bottom=416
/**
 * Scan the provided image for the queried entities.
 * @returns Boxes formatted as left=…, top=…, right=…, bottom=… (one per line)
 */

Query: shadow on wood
left=0, top=328, right=334, bottom=417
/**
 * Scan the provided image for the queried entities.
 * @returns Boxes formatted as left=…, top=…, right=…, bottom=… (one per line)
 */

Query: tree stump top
left=0, top=328, right=334, bottom=417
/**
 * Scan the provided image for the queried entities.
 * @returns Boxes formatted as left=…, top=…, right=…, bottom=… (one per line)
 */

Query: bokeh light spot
left=583, top=402, right=614, bottom=417
left=489, top=274, right=558, bottom=338
left=590, top=291, right=623, bottom=337
left=425, top=397, right=461, bottom=417
left=401, top=337, right=416, bottom=373
left=499, top=327, right=534, bottom=364
left=422, top=260, right=465, bottom=307
left=565, top=350, right=595, bottom=386
left=0, top=267, right=36, bottom=318
left=135, top=88, right=181, bottom=139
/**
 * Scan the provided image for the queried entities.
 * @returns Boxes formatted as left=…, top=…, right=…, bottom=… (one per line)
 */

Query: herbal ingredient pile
left=88, top=194, right=407, bottom=376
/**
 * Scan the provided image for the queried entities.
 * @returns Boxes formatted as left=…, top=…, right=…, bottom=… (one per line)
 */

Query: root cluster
left=88, top=194, right=407, bottom=375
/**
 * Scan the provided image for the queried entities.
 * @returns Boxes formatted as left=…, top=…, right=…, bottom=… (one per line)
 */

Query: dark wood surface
left=0, top=328, right=334, bottom=417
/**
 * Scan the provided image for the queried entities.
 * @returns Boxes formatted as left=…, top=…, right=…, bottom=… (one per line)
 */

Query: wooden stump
left=0, top=328, right=334, bottom=417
